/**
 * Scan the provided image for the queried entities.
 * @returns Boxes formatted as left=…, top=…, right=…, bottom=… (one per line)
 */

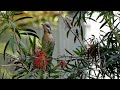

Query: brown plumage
left=41, top=24, right=55, bottom=57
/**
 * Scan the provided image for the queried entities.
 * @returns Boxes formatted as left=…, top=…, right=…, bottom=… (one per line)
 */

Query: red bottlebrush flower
left=40, top=51, right=47, bottom=56
left=35, top=51, right=40, bottom=56
left=59, top=60, right=68, bottom=69
left=32, top=49, right=48, bottom=71
left=34, top=47, right=42, bottom=56
left=34, top=57, right=43, bottom=68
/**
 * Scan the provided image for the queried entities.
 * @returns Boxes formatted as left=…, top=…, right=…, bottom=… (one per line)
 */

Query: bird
left=41, top=23, right=55, bottom=57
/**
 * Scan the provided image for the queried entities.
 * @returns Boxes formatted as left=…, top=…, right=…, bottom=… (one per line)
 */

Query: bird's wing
left=42, top=37, right=55, bottom=57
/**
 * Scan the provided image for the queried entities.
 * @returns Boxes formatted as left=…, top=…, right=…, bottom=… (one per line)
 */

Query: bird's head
left=41, top=24, right=52, bottom=34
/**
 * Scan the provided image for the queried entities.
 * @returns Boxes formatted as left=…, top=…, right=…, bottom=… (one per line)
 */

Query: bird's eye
left=45, top=24, right=50, bottom=28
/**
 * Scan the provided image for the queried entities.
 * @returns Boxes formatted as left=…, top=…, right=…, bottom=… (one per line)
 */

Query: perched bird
left=41, top=23, right=55, bottom=57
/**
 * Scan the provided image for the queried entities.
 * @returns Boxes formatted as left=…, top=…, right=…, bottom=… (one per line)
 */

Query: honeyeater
left=41, top=23, right=55, bottom=57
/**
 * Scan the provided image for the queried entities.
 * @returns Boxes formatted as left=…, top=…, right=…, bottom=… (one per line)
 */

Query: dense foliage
left=0, top=11, right=120, bottom=79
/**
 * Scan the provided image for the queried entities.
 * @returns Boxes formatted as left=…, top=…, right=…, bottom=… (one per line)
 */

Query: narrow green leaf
left=51, top=75, right=59, bottom=78
left=21, top=28, right=37, bottom=34
left=89, top=11, right=94, bottom=18
left=80, top=26, right=84, bottom=40
left=75, top=61, right=77, bottom=66
left=76, top=29, right=79, bottom=37
left=81, top=59, right=88, bottom=68
left=18, top=43, right=27, bottom=55
left=20, top=32, right=39, bottom=39
left=97, top=70, right=101, bottom=79
left=99, top=36, right=106, bottom=47
left=18, top=70, right=26, bottom=75
left=100, top=30, right=105, bottom=33
left=0, top=25, right=8, bottom=37
left=68, top=64, right=77, bottom=67
left=113, top=22, right=120, bottom=30
left=14, top=12, right=23, bottom=15
left=28, top=37, right=33, bottom=53
left=82, top=12, right=87, bottom=24
left=66, top=30, right=70, bottom=38
left=14, top=66, right=22, bottom=71
left=12, top=74, right=19, bottom=79
left=65, top=49, right=73, bottom=55
left=15, top=17, right=33, bottom=22
left=103, top=32, right=110, bottom=38
left=77, top=11, right=81, bottom=27
left=96, top=12, right=104, bottom=20
left=113, top=18, right=118, bottom=24
left=89, top=18, right=96, bottom=22
left=100, top=21, right=107, bottom=29
left=33, top=36, right=36, bottom=52
left=73, top=50, right=79, bottom=55
left=4, top=40, right=10, bottom=60
left=76, top=48, right=81, bottom=53
left=13, top=72, right=27, bottom=79
left=51, top=70, right=60, bottom=73
left=64, top=69, right=71, bottom=72
left=11, top=35, right=15, bottom=53
left=52, top=65, right=59, bottom=71
left=74, top=36, right=77, bottom=43
left=74, top=20, right=78, bottom=27
left=19, top=40, right=26, bottom=50
left=29, top=37, right=33, bottom=45
left=38, top=69, right=43, bottom=79
left=71, top=11, right=79, bottom=26
left=15, top=29, right=21, bottom=39
left=16, top=74, right=26, bottom=79
left=99, top=17, right=105, bottom=23
left=9, top=20, right=16, bottom=29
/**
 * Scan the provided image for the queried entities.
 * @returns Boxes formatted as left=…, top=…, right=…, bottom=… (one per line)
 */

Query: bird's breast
left=43, top=33, right=54, bottom=42
left=42, top=33, right=55, bottom=49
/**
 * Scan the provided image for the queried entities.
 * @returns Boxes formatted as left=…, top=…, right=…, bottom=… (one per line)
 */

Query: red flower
left=40, top=51, right=47, bottom=56
left=34, top=57, right=43, bottom=68
left=32, top=48, right=48, bottom=71
left=59, top=60, right=68, bottom=69
left=35, top=51, right=40, bottom=56
left=35, top=47, right=42, bottom=56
